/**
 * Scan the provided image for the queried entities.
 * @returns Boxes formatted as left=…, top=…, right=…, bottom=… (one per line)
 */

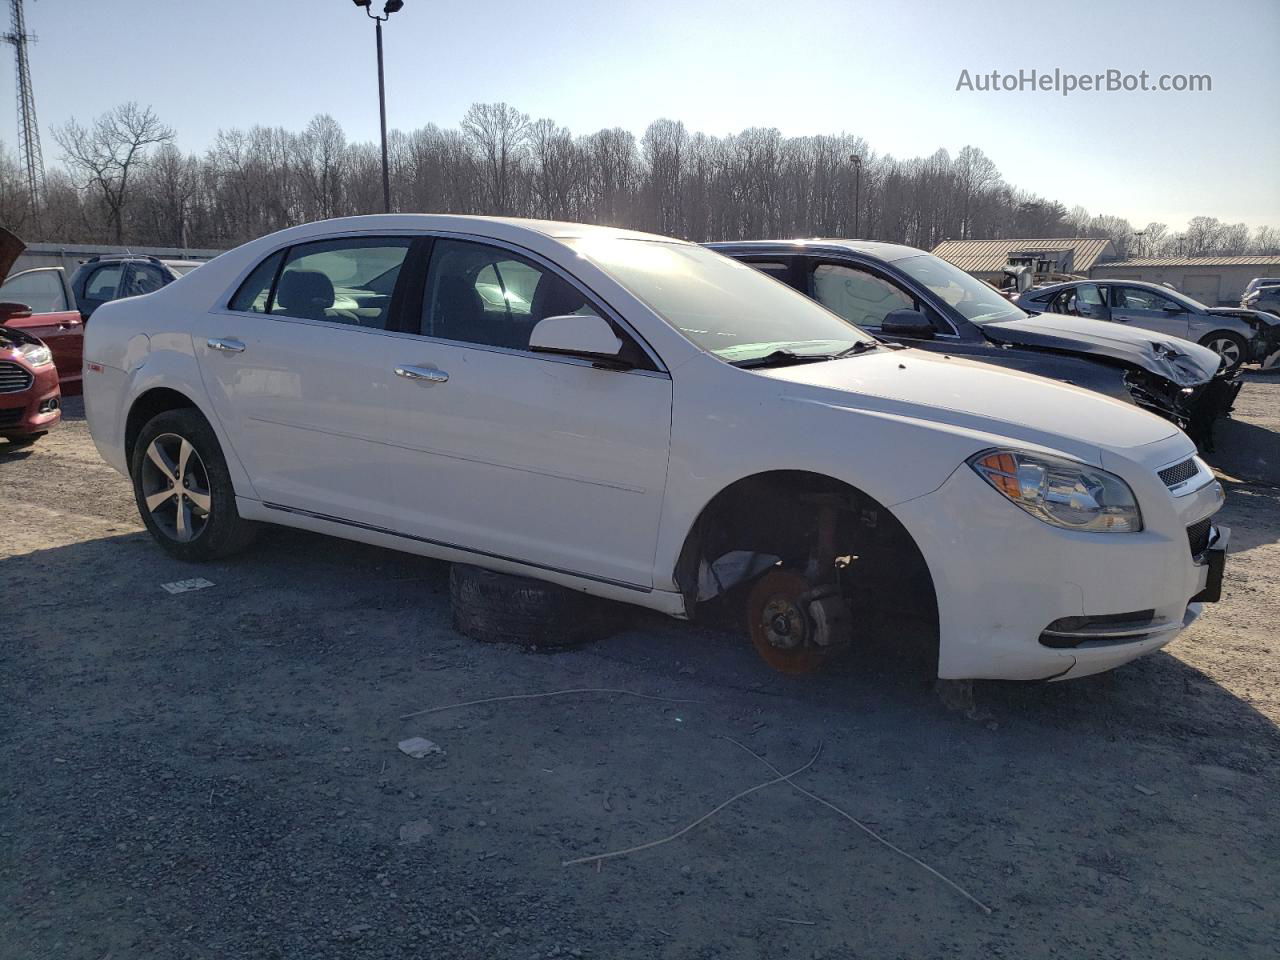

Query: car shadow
left=5, top=518, right=1275, bottom=745
left=6, top=520, right=1278, bottom=958
left=0, top=441, right=37, bottom=460
left=1207, top=417, right=1280, bottom=488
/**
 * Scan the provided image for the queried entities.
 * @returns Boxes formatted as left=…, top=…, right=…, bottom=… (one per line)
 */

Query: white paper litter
left=397, top=737, right=444, bottom=759
left=161, top=577, right=216, bottom=595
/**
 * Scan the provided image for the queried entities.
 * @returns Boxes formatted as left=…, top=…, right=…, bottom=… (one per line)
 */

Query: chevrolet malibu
left=84, top=215, right=1227, bottom=681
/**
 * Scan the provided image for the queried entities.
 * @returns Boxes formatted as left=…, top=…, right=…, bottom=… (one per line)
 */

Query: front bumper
left=892, top=462, right=1223, bottom=681
left=0, top=365, right=61, bottom=438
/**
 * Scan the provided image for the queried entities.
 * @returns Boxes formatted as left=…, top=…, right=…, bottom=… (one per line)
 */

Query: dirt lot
left=3, top=381, right=1279, bottom=960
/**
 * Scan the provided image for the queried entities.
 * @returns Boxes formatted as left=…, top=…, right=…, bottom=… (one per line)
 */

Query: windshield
left=895, top=254, right=1027, bottom=325
left=566, top=238, right=876, bottom=363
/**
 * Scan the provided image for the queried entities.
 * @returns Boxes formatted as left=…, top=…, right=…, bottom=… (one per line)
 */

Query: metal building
left=930, top=238, right=1118, bottom=285
left=1088, top=256, right=1280, bottom=306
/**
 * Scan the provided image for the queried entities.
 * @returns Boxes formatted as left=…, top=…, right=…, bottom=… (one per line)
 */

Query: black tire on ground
left=449, top=563, right=614, bottom=648
left=130, top=407, right=258, bottom=562
left=1199, top=330, right=1249, bottom=372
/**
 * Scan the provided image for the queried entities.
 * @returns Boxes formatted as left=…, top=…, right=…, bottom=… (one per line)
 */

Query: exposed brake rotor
left=746, top=568, right=850, bottom=674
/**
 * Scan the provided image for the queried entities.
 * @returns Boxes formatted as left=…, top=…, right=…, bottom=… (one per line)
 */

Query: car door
left=77, top=262, right=126, bottom=320
left=196, top=235, right=422, bottom=529
left=0, top=267, right=84, bottom=392
left=368, top=236, right=673, bottom=589
left=1108, top=284, right=1191, bottom=338
left=1053, top=283, right=1111, bottom=321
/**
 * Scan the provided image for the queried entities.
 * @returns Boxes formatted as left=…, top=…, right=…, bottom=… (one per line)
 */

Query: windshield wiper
left=833, top=341, right=879, bottom=358
left=731, top=349, right=835, bottom=369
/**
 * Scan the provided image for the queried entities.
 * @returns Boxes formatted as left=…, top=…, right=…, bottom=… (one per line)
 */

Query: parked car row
left=79, top=215, right=1228, bottom=686
left=0, top=228, right=206, bottom=445
left=1241, top=279, right=1280, bottom=319
left=1013, top=279, right=1280, bottom=373
left=709, top=241, right=1239, bottom=449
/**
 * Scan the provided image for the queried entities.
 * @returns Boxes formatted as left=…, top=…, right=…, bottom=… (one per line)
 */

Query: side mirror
left=529, top=313, right=627, bottom=366
left=0, top=301, right=33, bottom=322
left=1163, top=304, right=1184, bottom=314
left=880, top=308, right=936, bottom=340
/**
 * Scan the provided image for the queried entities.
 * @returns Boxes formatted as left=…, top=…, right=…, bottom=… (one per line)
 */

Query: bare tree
left=53, top=102, right=175, bottom=243
left=462, top=102, right=529, bottom=215
left=22, top=100, right=1275, bottom=256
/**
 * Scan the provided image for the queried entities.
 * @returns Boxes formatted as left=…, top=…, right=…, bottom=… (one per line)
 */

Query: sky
left=6, top=0, right=1278, bottom=232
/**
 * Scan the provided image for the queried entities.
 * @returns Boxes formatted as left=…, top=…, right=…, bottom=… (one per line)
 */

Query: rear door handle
left=207, top=337, right=246, bottom=353
left=395, top=365, right=449, bottom=384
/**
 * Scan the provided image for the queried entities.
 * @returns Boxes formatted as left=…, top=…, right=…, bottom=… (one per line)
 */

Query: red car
left=0, top=321, right=60, bottom=445
left=0, top=227, right=83, bottom=395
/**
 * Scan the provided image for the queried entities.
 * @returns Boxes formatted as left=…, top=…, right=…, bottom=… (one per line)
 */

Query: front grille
left=1187, top=516, right=1213, bottom=557
left=0, top=407, right=23, bottom=426
left=0, top=360, right=34, bottom=394
left=1159, top=458, right=1199, bottom=487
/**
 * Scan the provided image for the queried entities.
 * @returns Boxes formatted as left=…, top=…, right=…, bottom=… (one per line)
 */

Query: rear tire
left=449, top=563, right=613, bottom=649
left=130, top=408, right=257, bottom=562
left=1199, top=331, right=1248, bottom=372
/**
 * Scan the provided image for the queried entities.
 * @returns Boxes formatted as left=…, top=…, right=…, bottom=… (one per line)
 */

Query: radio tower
left=3, top=0, right=45, bottom=223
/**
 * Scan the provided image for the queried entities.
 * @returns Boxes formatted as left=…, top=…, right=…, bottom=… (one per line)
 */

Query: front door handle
left=395, top=364, right=449, bottom=385
left=207, top=337, right=246, bottom=353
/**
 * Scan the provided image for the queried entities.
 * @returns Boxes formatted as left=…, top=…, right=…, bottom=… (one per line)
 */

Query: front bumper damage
left=1123, top=369, right=1240, bottom=451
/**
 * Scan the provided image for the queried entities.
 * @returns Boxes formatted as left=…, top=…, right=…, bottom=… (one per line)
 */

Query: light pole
left=849, top=154, right=862, bottom=238
left=353, top=0, right=405, bottom=213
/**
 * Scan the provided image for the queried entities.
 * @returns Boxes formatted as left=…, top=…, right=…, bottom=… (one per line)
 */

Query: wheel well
left=675, top=471, right=939, bottom=663
left=1200, top=329, right=1246, bottom=345
left=125, top=388, right=198, bottom=464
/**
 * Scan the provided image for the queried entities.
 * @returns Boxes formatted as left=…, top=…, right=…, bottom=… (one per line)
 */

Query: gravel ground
left=2, top=381, right=1278, bottom=959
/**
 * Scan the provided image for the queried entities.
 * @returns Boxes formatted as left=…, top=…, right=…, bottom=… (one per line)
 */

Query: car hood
left=0, top=323, right=41, bottom=351
left=0, top=226, right=24, bottom=285
left=980, top=314, right=1220, bottom=386
left=1207, top=306, right=1279, bottom=330
left=756, top=348, right=1178, bottom=457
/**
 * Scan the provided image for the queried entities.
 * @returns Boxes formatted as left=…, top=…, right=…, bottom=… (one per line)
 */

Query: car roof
left=705, top=238, right=927, bottom=263
left=261, top=214, right=689, bottom=246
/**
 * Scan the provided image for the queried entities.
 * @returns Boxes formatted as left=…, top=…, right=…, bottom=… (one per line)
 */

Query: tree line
left=1, top=100, right=1276, bottom=260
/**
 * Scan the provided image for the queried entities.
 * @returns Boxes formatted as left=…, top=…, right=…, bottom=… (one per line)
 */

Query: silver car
left=1017, top=279, right=1280, bottom=372
left=1242, top=283, right=1280, bottom=318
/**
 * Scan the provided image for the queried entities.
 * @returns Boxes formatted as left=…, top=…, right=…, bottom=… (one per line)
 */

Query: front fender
left=651, top=354, right=1091, bottom=593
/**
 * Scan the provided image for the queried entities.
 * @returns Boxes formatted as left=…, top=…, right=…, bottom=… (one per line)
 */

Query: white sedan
left=83, top=215, right=1227, bottom=681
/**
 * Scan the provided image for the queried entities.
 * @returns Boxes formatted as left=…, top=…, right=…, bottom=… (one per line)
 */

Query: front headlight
left=968, top=449, right=1142, bottom=533
left=18, top=342, right=53, bottom=368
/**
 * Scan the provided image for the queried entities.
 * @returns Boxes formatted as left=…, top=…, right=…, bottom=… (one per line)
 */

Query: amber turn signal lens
left=975, top=452, right=1021, bottom=498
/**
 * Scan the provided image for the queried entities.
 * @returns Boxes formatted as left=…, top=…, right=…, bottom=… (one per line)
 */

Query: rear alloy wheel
left=130, top=408, right=257, bottom=561
left=1200, top=331, right=1248, bottom=372
left=139, top=433, right=213, bottom=543
left=746, top=568, right=840, bottom=674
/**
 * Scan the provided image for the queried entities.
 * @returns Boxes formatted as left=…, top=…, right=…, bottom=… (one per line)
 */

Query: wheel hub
left=140, top=433, right=212, bottom=543
left=747, top=569, right=845, bottom=674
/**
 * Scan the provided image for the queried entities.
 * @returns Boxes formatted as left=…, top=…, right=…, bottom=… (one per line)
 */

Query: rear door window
left=269, top=238, right=413, bottom=329
left=85, top=264, right=124, bottom=301
left=229, top=251, right=285, bottom=313
left=124, top=263, right=168, bottom=296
